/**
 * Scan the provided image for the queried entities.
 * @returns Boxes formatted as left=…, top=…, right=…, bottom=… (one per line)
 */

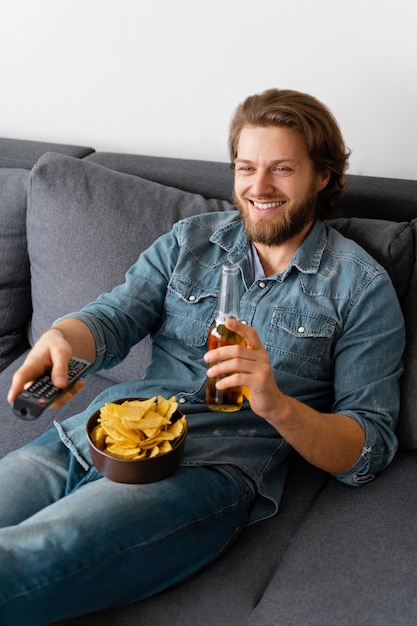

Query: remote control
left=12, top=357, right=92, bottom=420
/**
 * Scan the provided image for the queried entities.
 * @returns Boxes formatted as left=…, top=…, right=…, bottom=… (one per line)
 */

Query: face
left=233, top=125, right=330, bottom=246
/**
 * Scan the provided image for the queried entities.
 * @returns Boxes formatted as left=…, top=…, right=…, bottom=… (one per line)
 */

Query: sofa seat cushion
left=247, top=450, right=417, bottom=626
left=0, top=168, right=32, bottom=370
left=27, top=153, right=234, bottom=383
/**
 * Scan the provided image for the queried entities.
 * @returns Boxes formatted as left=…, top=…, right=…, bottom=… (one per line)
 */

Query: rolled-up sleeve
left=331, top=272, right=405, bottom=486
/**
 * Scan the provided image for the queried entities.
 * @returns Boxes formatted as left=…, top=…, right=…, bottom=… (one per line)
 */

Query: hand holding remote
left=12, top=357, right=92, bottom=420
left=7, top=322, right=96, bottom=419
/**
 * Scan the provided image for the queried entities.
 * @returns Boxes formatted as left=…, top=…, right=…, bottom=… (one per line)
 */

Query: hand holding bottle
left=204, top=317, right=282, bottom=422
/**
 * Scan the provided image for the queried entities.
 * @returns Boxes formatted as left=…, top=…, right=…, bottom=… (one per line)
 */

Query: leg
left=0, top=428, right=77, bottom=526
left=0, top=464, right=255, bottom=625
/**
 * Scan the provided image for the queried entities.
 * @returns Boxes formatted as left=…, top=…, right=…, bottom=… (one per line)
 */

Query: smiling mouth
left=251, top=200, right=286, bottom=210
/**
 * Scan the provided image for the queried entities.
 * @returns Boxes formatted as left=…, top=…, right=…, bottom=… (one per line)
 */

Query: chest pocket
left=266, top=307, right=336, bottom=379
left=159, top=276, right=217, bottom=347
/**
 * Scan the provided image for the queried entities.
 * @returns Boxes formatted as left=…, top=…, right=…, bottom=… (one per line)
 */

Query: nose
left=251, top=169, right=275, bottom=196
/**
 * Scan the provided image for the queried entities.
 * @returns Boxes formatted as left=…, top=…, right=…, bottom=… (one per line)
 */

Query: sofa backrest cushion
left=396, top=218, right=417, bottom=450
left=86, top=152, right=235, bottom=201
left=0, top=168, right=32, bottom=370
left=328, top=217, right=414, bottom=305
left=27, top=153, right=234, bottom=383
left=0, top=137, right=95, bottom=169
left=341, top=174, right=417, bottom=222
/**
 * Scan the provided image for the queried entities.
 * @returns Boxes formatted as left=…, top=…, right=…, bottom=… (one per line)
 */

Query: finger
left=48, top=345, right=74, bottom=388
left=8, top=348, right=70, bottom=404
left=50, top=364, right=70, bottom=389
left=204, top=342, right=250, bottom=365
left=50, top=380, right=85, bottom=408
left=224, top=318, right=261, bottom=350
left=206, top=351, right=258, bottom=379
left=7, top=360, right=47, bottom=404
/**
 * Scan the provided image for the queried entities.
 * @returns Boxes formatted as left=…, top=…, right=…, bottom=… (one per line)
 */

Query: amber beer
left=206, top=322, right=245, bottom=411
left=206, top=265, right=245, bottom=412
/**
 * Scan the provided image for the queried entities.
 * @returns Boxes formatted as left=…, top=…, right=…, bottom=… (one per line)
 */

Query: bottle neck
left=215, top=265, right=240, bottom=322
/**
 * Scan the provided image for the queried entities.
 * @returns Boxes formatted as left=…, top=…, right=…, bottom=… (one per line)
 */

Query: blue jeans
left=0, top=428, right=255, bottom=625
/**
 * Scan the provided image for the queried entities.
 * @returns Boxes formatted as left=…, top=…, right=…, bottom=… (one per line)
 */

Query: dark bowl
left=86, top=397, right=187, bottom=484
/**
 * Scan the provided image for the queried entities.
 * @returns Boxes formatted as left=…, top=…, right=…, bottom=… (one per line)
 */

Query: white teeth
left=252, top=201, right=284, bottom=209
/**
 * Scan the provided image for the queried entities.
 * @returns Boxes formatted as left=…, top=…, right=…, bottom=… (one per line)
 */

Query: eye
left=273, top=166, right=292, bottom=175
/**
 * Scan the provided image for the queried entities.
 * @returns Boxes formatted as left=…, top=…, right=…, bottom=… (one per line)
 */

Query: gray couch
left=1, top=136, right=417, bottom=626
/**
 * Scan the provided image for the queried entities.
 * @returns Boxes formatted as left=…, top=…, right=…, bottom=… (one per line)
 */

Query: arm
left=7, top=318, right=96, bottom=407
left=204, top=318, right=365, bottom=474
left=8, top=227, right=180, bottom=406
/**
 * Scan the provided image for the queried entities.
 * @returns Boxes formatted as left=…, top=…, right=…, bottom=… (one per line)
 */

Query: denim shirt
left=62, top=212, right=405, bottom=524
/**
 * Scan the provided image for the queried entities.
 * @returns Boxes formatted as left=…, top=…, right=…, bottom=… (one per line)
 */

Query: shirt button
left=258, top=281, right=266, bottom=288
left=298, top=326, right=305, bottom=334
left=178, top=397, right=187, bottom=404
left=188, top=295, right=196, bottom=301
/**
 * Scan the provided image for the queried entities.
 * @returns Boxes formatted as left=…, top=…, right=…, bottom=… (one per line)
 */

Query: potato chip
left=90, top=396, right=186, bottom=460
left=155, top=395, right=178, bottom=418
left=91, top=423, right=107, bottom=449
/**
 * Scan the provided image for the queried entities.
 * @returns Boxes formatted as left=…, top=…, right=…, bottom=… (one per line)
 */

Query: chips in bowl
left=86, top=396, right=187, bottom=483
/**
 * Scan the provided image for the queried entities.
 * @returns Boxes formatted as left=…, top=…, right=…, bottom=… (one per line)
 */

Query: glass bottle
left=206, top=264, right=245, bottom=412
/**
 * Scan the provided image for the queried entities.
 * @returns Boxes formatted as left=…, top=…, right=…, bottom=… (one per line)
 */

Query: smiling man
left=1, top=89, right=405, bottom=624
left=233, top=124, right=329, bottom=271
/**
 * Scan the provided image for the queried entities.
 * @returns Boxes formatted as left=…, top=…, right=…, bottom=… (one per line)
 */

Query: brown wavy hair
left=228, top=89, right=351, bottom=219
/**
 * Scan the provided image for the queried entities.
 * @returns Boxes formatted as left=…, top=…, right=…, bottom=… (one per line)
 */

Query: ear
left=316, top=169, right=331, bottom=192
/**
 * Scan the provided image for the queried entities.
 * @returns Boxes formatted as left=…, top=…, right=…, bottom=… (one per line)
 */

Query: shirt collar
left=210, top=214, right=327, bottom=279
left=285, top=220, right=327, bottom=276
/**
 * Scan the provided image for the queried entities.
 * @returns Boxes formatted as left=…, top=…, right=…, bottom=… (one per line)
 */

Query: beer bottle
left=206, top=264, right=245, bottom=412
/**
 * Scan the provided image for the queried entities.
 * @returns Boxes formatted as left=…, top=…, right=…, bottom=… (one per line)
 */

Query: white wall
left=1, top=0, right=416, bottom=179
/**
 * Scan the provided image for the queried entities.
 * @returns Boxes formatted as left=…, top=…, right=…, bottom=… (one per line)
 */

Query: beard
left=233, top=189, right=318, bottom=247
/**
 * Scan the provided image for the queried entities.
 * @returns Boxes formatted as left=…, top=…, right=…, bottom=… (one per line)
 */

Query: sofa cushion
left=247, top=451, right=417, bottom=626
left=86, top=151, right=235, bottom=201
left=328, top=217, right=414, bottom=304
left=341, top=173, right=417, bottom=222
left=0, top=168, right=32, bottom=370
left=27, top=153, right=234, bottom=383
left=0, top=137, right=94, bottom=169
left=396, top=218, right=417, bottom=451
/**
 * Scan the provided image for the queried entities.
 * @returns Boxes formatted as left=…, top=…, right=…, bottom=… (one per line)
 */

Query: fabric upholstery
left=329, top=217, right=414, bottom=304
left=247, top=450, right=417, bottom=626
left=0, top=169, right=31, bottom=370
left=86, top=151, right=235, bottom=201
left=341, top=174, right=417, bottom=221
left=0, top=137, right=94, bottom=169
left=396, top=218, right=417, bottom=450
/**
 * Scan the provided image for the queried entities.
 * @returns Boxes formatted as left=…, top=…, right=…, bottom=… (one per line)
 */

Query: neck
left=253, top=221, right=313, bottom=276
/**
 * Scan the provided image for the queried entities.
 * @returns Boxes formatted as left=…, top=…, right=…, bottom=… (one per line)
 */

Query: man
left=1, top=89, right=404, bottom=624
